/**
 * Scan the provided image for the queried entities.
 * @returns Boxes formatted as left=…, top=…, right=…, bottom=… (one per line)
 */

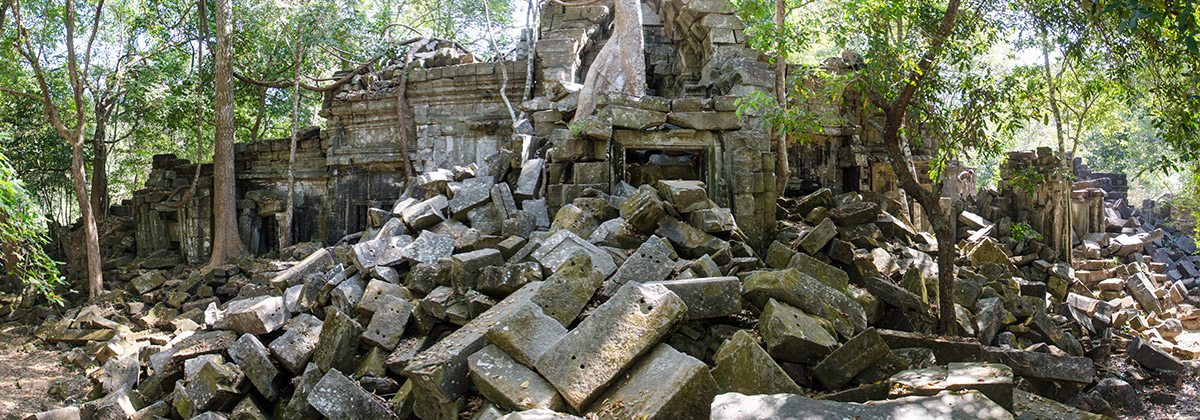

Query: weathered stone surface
left=358, top=279, right=411, bottom=315
left=532, top=250, right=603, bottom=326
left=228, top=334, right=279, bottom=401
left=646, top=277, right=740, bottom=320
left=710, top=390, right=1013, bottom=420
left=798, top=218, right=837, bottom=255
left=497, top=409, right=585, bottom=420
left=812, top=328, right=890, bottom=390
left=689, top=207, right=737, bottom=233
left=606, top=236, right=675, bottom=296
left=666, top=111, right=741, bottom=131
left=400, top=231, right=457, bottom=265
left=655, top=180, right=710, bottom=213
left=958, top=211, right=989, bottom=229
left=487, top=302, right=568, bottom=367
left=268, top=313, right=322, bottom=374
left=1093, top=377, right=1143, bottom=414
left=451, top=249, right=506, bottom=293
left=759, top=299, right=837, bottom=363
left=743, top=268, right=866, bottom=339
left=982, top=347, right=1094, bottom=383
left=531, top=230, right=617, bottom=278
left=271, top=248, right=334, bottom=286
left=1013, top=389, right=1110, bottom=420
left=878, top=329, right=984, bottom=365
left=312, top=308, right=362, bottom=374
left=352, top=235, right=414, bottom=272
left=975, top=297, right=1005, bottom=347
left=401, top=196, right=449, bottom=230
left=710, top=330, right=803, bottom=395
left=656, top=217, right=729, bottom=259
left=890, top=363, right=1014, bottom=411
left=449, top=176, right=496, bottom=215
left=177, top=358, right=244, bottom=415
left=605, top=105, right=666, bottom=129
left=308, top=368, right=398, bottom=420
left=330, top=273, right=367, bottom=315
left=403, top=282, right=543, bottom=403
left=787, top=252, right=849, bottom=291
left=534, top=282, right=687, bottom=411
left=590, top=344, right=719, bottom=420
left=860, top=275, right=929, bottom=314
left=619, top=185, right=667, bottom=233
left=81, top=387, right=139, bottom=420
left=223, top=295, right=288, bottom=335
left=478, top=262, right=542, bottom=297
left=362, top=294, right=415, bottom=350
left=469, top=345, right=566, bottom=412
left=130, top=271, right=167, bottom=294
left=101, top=355, right=139, bottom=394
left=830, top=201, right=880, bottom=226
left=550, top=204, right=598, bottom=237
left=1126, top=273, right=1163, bottom=314
left=1127, top=336, right=1184, bottom=372
left=515, top=160, right=545, bottom=197
left=278, top=364, right=322, bottom=419
left=967, top=238, right=1018, bottom=272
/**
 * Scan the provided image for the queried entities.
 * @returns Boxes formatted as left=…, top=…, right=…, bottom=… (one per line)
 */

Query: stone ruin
left=18, top=0, right=1200, bottom=419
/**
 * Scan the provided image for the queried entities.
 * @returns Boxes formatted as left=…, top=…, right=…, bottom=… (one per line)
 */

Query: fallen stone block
left=451, top=249, right=506, bottom=293
left=81, top=387, right=139, bottom=420
left=889, top=362, right=1014, bottom=411
left=605, top=236, right=676, bottom=296
left=798, top=218, right=837, bottom=255
left=787, top=252, right=849, bottom=292
left=1126, top=273, right=1163, bottom=314
left=487, top=302, right=568, bottom=367
left=497, top=409, right=585, bottom=420
left=449, top=176, right=496, bottom=215
left=590, top=344, right=719, bottom=420
left=357, top=279, right=411, bottom=316
left=982, top=347, right=1094, bottom=383
left=130, top=271, right=168, bottom=294
left=312, top=307, right=363, bottom=374
left=270, top=248, right=334, bottom=287
left=403, top=282, right=543, bottom=403
left=710, top=390, right=1013, bottom=420
left=532, top=250, right=604, bottom=326
left=362, top=294, right=415, bottom=350
left=743, top=268, right=866, bottom=339
left=268, top=313, right=322, bottom=374
left=308, top=368, right=398, bottom=420
left=710, top=329, right=803, bottom=395
left=812, top=328, right=890, bottom=390
left=277, top=364, right=323, bottom=418
left=351, top=235, right=414, bottom=273
left=227, top=334, right=280, bottom=402
left=101, top=355, right=139, bottom=395
left=656, top=217, right=731, bottom=260
left=1127, top=336, right=1184, bottom=372
left=223, top=295, right=288, bottom=335
left=759, top=299, right=837, bottom=364
left=655, top=180, right=710, bottom=213
left=877, top=329, right=984, bottom=365
left=531, top=230, right=617, bottom=278
left=1013, top=388, right=1110, bottom=420
left=646, top=277, right=741, bottom=320
left=478, top=262, right=543, bottom=297
left=469, top=345, right=566, bottom=412
left=619, top=185, right=667, bottom=233
left=534, top=282, right=687, bottom=411
left=830, top=201, right=880, bottom=226
left=689, top=208, right=737, bottom=233
left=399, top=231, right=457, bottom=265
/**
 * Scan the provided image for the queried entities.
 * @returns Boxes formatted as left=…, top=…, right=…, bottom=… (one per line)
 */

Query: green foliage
left=734, top=68, right=845, bottom=141
left=1009, top=221, right=1042, bottom=243
left=0, top=132, right=66, bottom=305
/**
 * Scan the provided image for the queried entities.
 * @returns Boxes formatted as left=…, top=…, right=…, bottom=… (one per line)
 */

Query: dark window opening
left=624, top=149, right=704, bottom=187
left=842, top=167, right=861, bottom=194
left=351, top=202, right=370, bottom=234
left=261, top=215, right=279, bottom=253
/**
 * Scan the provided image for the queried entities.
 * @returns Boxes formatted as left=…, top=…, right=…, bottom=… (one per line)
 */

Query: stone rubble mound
left=23, top=164, right=1200, bottom=420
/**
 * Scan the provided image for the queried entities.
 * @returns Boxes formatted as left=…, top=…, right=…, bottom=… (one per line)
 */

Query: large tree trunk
left=90, top=102, right=111, bottom=218
left=283, top=43, right=302, bottom=249
left=69, top=137, right=103, bottom=298
left=571, top=0, right=645, bottom=122
left=774, top=0, right=791, bottom=195
left=208, top=0, right=247, bottom=265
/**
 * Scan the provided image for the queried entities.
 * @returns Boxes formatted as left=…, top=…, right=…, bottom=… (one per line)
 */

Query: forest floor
left=0, top=323, right=89, bottom=420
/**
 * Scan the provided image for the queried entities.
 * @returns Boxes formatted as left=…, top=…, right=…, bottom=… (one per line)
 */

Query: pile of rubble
left=21, top=161, right=1200, bottom=420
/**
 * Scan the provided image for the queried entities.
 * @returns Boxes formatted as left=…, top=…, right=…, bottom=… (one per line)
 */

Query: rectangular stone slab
left=811, top=328, right=890, bottom=390
left=534, top=282, right=687, bottom=411
left=468, top=344, right=566, bottom=412
left=308, top=368, right=398, bottom=420
left=710, top=390, right=1014, bottom=420
left=647, top=277, right=741, bottom=320
left=270, top=248, right=334, bottom=287
left=403, top=281, right=543, bottom=403
left=589, top=344, right=719, bottom=420
left=982, top=347, right=1094, bottom=383
left=268, top=313, right=323, bottom=374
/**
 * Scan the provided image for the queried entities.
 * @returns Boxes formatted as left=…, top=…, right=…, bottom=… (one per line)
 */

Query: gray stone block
left=486, top=302, right=567, bottom=367
left=534, top=282, right=687, bottom=411
left=469, top=345, right=566, bottom=412
left=268, top=313, right=322, bottom=374
left=743, top=268, right=866, bottom=339
left=605, top=236, right=675, bottom=296
left=400, top=231, right=457, bottom=265
left=590, top=344, right=719, bottom=420
left=362, top=294, right=415, bottom=350
left=709, top=330, right=803, bottom=395
left=308, top=368, right=398, bottom=420
left=889, top=362, right=1014, bottom=411
left=759, top=299, right=837, bottom=364
left=531, top=230, right=617, bottom=278
left=312, top=308, right=362, bottom=374
left=228, top=334, right=280, bottom=401
left=647, top=277, right=741, bottom=320
left=223, top=295, right=288, bottom=335
left=798, top=218, right=837, bottom=255
left=812, top=328, right=890, bottom=390
left=531, top=250, right=604, bottom=326
left=710, top=390, right=1013, bottom=420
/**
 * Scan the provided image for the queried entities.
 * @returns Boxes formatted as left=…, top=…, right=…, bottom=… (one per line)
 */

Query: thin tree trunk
left=1041, top=29, right=1070, bottom=262
left=774, top=0, right=790, bottom=195
left=208, top=0, right=247, bottom=266
left=70, top=137, right=103, bottom=298
left=250, top=86, right=268, bottom=142
left=284, top=42, right=302, bottom=248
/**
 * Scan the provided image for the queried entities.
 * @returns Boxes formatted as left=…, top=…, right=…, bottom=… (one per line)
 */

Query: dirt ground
left=0, top=323, right=88, bottom=420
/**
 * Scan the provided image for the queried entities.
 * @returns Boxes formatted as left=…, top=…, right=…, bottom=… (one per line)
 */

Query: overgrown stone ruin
left=12, top=0, right=1200, bottom=419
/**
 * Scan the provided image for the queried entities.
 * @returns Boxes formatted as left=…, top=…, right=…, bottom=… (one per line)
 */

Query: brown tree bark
left=284, top=40, right=303, bottom=248
left=208, top=0, right=247, bottom=265
left=774, top=0, right=791, bottom=195
left=870, top=0, right=962, bottom=335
